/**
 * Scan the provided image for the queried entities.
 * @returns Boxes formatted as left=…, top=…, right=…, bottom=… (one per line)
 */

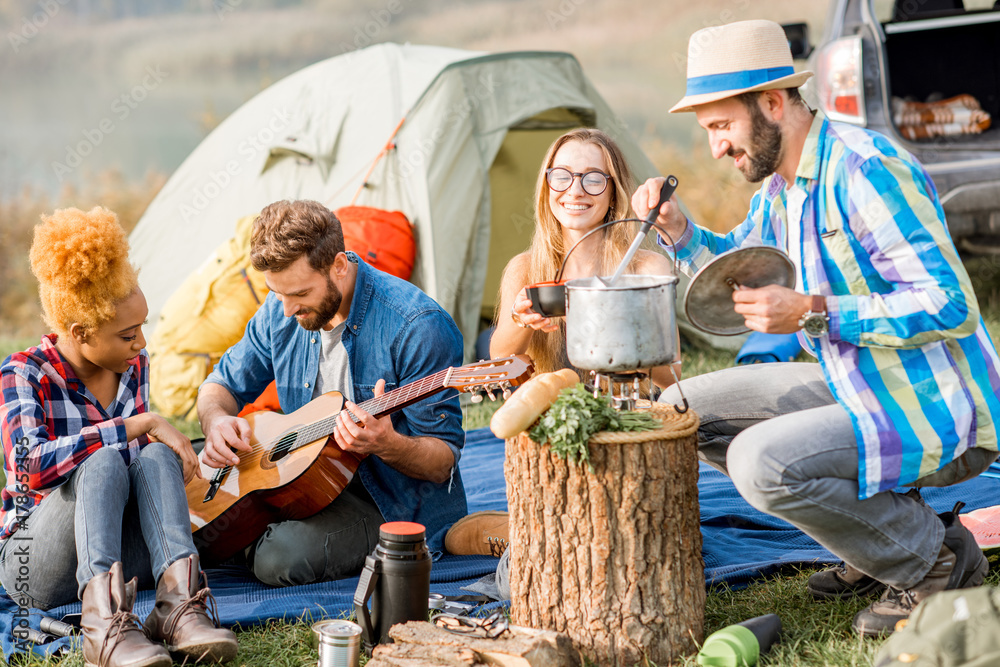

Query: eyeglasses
left=432, top=610, right=510, bottom=639
left=545, top=167, right=611, bottom=196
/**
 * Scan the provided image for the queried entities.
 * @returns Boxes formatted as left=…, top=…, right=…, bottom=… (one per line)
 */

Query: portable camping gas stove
left=586, top=370, right=650, bottom=411
left=585, top=364, right=688, bottom=414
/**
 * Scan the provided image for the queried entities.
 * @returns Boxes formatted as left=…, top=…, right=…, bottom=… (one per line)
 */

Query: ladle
left=603, top=175, right=678, bottom=287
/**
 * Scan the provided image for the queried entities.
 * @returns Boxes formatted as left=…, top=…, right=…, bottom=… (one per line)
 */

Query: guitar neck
left=259, top=369, right=453, bottom=458
left=353, top=368, right=451, bottom=421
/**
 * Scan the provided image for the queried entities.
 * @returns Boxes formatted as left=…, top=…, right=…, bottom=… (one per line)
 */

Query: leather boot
left=144, top=554, right=238, bottom=663
left=81, top=562, right=172, bottom=667
left=807, top=561, right=885, bottom=600
left=444, top=511, right=509, bottom=556
left=852, top=502, right=989, bottom=636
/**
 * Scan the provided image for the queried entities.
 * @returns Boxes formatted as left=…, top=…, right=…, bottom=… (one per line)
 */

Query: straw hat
left=670, top=19, right=813, bottom=113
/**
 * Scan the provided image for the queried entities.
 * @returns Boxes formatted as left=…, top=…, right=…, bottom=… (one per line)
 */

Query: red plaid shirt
left=0, top=334, right=149, bottom=540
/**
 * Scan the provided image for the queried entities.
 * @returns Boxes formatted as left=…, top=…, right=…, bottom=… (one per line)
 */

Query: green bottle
left=696, top=614, right=782, bottom=667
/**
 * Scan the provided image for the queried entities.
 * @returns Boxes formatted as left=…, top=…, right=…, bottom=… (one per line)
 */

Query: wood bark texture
left=505, top=404, right=703, bottom=666
left=382, top=620, right=580, bottom=667
left=368, top=642, right=481, bottom=667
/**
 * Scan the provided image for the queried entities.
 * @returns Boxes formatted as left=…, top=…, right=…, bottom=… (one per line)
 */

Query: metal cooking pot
left=565, top=274, right=679, bottom=372
left=552, top=217, right=681, bottom=373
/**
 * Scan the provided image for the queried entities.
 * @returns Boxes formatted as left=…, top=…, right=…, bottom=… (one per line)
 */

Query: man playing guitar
left=197, top=199, right=468, bottom=586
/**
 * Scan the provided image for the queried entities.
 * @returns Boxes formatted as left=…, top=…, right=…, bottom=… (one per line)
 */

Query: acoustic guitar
left=186, top=354, right=533, bottom=563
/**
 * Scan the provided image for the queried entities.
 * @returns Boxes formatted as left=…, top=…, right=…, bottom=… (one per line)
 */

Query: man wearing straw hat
left=639, top=19, right=1000, bottom=635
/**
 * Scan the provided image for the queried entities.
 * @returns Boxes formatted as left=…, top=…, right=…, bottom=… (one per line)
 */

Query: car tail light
left=814, top=36, right=867, bottom=126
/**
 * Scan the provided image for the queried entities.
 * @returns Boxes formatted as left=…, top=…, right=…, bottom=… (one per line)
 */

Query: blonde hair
left=519, top=128, right=641, bottom=374
left=30, top=207, right=138, bottom=337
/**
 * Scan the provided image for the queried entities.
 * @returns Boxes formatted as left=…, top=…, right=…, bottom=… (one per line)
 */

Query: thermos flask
left=353, top=521, right=432, bottom=654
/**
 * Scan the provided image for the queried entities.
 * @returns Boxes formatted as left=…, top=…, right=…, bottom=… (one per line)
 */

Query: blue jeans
left=659, top=362, right=996, bottom=589
left=0, top=443, right=197, bottom=610
left=248, top=475, right=384, bottom=587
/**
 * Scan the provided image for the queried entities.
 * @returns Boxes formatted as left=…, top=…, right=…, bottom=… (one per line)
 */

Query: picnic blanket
left=892, top=94, right=992, bottom=140
left=3, top=427, right=1000, bottom=659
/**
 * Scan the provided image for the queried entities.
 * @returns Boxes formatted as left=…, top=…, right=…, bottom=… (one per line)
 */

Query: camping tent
left=131, top=43, right=734, bottom=367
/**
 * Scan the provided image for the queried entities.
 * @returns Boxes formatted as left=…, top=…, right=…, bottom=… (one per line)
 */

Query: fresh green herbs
left=528, top=384, right=662, bottom=470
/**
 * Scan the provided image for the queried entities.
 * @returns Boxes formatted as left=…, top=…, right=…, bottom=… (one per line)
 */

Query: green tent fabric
left=131, top=43, right=740, bottom=362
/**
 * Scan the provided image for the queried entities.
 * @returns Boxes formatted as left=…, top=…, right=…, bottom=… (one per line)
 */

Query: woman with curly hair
left=0, top=207, right=237, bottom=666
left=490, top=127, right=680, bottom=390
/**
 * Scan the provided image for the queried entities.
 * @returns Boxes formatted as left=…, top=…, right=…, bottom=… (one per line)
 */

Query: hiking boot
left=807, top=489, right=921, bottom=600
left=807, top=562, right=885, bottom=600
left=445, top=511, right=509, bottom=557
left=81, top=562, right=172, bottom=667
left=144, top=555, right=238, bottom=663
left=852, top=502, right=989, bottom=636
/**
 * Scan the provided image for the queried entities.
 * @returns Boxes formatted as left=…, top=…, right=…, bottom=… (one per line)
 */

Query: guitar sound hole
left=268, top=432, right=298, bottom=463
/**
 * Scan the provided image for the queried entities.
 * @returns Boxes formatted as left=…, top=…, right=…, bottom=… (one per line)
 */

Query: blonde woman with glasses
left=446, top=129, right=681, bottom=564
left=490, top=128, right=680, bottom=391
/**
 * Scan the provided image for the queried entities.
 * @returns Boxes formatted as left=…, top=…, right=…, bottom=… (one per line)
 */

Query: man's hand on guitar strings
left=201, top=415, right=253, bottom=468
left=334, top=379, right=398, bottom=456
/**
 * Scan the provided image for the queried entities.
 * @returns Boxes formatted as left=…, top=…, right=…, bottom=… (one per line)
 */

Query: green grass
left=0, top=338, right=38, bottom=361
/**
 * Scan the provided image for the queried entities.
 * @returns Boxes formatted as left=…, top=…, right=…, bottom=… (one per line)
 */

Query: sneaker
left=807, top=562, right=885, bottom=600
left=444, top=511, right=509, bottom=557
left=852, top=502, right=989, bottom=636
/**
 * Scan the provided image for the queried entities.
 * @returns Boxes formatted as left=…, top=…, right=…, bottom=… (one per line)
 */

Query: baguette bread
left=490, top=368, right=579, bottom=439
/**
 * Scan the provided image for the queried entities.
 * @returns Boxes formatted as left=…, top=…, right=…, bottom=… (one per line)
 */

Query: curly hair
left=30, top=206, right=139, bottom=337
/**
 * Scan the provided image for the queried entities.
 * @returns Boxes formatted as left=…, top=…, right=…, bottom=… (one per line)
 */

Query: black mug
left=353, top=521, right=432, bottom=654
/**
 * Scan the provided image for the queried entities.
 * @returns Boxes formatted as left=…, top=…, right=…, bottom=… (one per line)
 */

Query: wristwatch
left=798, top=294, right=829, bottom=339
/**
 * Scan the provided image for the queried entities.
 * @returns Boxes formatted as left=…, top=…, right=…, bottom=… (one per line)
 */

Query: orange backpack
left=336, top=206, right=416, bottom=280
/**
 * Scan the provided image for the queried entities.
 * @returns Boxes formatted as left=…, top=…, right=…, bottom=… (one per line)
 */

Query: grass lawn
left=5, top=256, right=1000, bottom=666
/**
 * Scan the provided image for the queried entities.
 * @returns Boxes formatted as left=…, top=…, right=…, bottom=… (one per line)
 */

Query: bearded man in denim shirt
left=198, top=199, right=467, bottom=587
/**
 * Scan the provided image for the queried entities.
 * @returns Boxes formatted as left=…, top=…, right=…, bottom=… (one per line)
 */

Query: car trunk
left=883, top=12, right=1000, bottom=149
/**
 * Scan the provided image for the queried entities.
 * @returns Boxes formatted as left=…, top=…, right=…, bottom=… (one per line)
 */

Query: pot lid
left=683, top=246, right=796, bottom=335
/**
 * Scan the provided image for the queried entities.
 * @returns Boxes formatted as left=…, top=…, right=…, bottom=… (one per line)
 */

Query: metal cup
left=312, top=619, right=362, bottom=667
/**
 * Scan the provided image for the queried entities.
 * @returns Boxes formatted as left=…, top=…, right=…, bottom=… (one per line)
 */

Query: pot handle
left=667, top=364, right=689, bottom=414
left=554, top=218, right=680, bottom=283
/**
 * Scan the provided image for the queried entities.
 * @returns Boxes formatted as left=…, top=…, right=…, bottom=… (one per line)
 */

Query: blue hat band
left=686, top=66, right=796, bottom=96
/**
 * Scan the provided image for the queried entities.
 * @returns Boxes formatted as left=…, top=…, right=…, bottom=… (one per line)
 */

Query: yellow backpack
left=147, top=215, right=268, bottom=418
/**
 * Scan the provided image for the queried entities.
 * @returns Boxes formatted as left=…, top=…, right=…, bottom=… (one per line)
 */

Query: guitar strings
left=209, top=360, right=514, bottom=479
left=220, top=368, right=454, bottom=468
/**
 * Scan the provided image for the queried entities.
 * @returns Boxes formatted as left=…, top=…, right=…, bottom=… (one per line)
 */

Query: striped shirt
left=666, top=113, right=1000, bottom=499
left=0, top=334, right=149, bottom=539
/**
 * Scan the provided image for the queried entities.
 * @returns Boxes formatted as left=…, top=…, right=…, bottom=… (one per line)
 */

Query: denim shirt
left=203, top=253, right=467, bottom=549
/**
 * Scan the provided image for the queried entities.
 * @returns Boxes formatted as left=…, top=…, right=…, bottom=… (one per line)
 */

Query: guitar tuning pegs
left=486, top=387, right=497, bottom=401
left=502, top=388, right=512, bottom=400
left=471, top=393, right=484, bottom=404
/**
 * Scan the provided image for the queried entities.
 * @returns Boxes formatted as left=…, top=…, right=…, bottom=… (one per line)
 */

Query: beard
left=729, top=101, right=784, bottom=183
left=295, top=275, right=343, bottom=331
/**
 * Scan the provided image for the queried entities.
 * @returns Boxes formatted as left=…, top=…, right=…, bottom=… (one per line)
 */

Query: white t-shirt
left=311, top=321, right=354, bottom=403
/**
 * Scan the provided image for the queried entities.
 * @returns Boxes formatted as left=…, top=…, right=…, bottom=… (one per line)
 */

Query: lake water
left=0, top=67, right=269, bottom=198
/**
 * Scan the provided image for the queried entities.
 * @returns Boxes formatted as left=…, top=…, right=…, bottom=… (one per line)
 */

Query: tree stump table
left=505, top=403, right=703, bottom=666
